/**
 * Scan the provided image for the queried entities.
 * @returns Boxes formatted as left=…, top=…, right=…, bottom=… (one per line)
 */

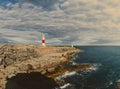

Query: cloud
left=18, top=0, right=60, bottom=10
left=0, top=0, right=120, bottom=45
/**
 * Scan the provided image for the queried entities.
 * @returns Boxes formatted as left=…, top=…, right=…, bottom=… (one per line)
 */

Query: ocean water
left=60, top=46, right=120, bottom=89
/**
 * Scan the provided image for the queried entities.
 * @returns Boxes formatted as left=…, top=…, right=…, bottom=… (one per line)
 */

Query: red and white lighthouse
left=42, top=34, right=46, bottom=47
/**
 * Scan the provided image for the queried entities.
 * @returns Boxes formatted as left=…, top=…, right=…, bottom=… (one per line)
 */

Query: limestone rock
left=33, top=64, right=41, bottom=70
left=0, top=44, right=81, bottom=89
left=47, top=67, right=55, bottom=73
left=19, top=64, right=33, bottom=71
left=41, top=70, right=47, bottom=75
left=0, top=45, right=39, bottom=66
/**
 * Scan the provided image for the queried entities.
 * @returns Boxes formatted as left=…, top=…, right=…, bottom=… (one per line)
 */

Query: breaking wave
left=55, top=63, right=101, bottom=89
left=56, top=71, right=78, bottom=82
left=60, top=83, right=75, bottom=89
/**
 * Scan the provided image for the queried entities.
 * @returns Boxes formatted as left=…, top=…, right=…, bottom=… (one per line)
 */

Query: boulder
left=19, top=64, right=33, bottom=71
left=47, top=67, right=55, bottom=73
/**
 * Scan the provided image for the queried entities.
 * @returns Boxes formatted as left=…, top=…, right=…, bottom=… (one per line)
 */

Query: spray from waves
left=55, top=63, right=102, bottom=89
left=61, top=71, right=78, bottom=78
left=105, top=81, right=113, bottom=89
left=60, top=83, right=75, bottom=89
left=55, top=71, right=79, bottom=89
left=89, top=63, right=102, bottom=71
left=79, top=63, right=102, bottom=73
left=56, top=63, right=102, bottom=81
left=56, top=71, right=78, bottom=82
left=54, top=83, right=75, bottom=89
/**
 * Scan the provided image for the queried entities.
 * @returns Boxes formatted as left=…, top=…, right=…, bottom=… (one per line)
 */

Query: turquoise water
left=63, top=46, right=120, bottom=89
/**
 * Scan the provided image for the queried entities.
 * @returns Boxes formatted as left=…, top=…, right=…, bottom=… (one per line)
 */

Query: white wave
left=109, top=81, right=113, bottom=85
left=56, top=71, right=78, bottom=81
left=88, top=66, right=98, bottom=71
left=88, top=63, right=102, bottom=71
left=62, top=71, right=78, bottom=78
left=56, top=63, right=101, bottom=81
left=69, top=60, right=78, bottom=65
left=78, top=63, right=102, bottom=75
left=60, top=83, right=75, bottom=89
left=117, top=79, right=120, bottom=82
left=92, top=63, right=102, bottom=67
left=105, top=81, right=113, bottom=88
left=60, top=83, right=71, bottom=89
left=71, top=62, right=78, bottom=65
left=72, top=54, right=78, bottom=60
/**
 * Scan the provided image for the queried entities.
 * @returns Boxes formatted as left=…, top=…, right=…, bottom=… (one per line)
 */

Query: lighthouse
left=42, top=34, right=46, bottom=47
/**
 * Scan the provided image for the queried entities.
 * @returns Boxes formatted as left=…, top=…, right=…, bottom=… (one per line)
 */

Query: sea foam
left=88, top=63, right=102, bottom=71
left=56, top=71, right=78, bottom=81
left=60, top=83, right=75, bottom=89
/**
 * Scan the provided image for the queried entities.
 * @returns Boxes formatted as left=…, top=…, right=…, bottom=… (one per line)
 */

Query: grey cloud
left=0, top=37, right=13, bottom=43
left=90, top=39, right=112, bottom=44
left=4, top=24, right=68, bottom=38
left=0, top=0, right=120, bottom=45
left=19, top=0, right=60, bottom=10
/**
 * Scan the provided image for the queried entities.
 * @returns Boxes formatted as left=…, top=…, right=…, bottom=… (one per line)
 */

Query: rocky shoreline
left=0, top=44, right=92, bottom=89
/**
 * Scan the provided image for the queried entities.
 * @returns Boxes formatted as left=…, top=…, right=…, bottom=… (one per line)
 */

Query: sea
left=58, top=46, right=120, bottom=89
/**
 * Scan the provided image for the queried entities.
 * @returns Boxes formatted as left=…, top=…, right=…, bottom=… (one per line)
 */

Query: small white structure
left=71, top=44, right=74, bottom=48
left=42, top=34, right=46, bottom=47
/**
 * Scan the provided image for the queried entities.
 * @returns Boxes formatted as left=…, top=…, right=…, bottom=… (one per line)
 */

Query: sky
left=0, top=0, right=120, bottom=45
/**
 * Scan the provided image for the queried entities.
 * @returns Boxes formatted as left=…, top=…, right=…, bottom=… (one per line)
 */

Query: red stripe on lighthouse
left=42, top=40, right=45, bottom=43
left=42, top=34, right=46, bottom=46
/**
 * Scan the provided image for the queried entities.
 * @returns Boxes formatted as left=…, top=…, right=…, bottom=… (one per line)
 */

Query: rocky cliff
left=0, top=44, right=81, bottom=89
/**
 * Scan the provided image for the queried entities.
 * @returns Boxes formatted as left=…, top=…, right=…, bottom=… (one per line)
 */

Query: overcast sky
left=0, top=0, right=120, bottom=45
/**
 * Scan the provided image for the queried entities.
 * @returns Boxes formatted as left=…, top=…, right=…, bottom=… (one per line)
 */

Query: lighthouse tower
left=42, top=34, right=46, bottom=47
